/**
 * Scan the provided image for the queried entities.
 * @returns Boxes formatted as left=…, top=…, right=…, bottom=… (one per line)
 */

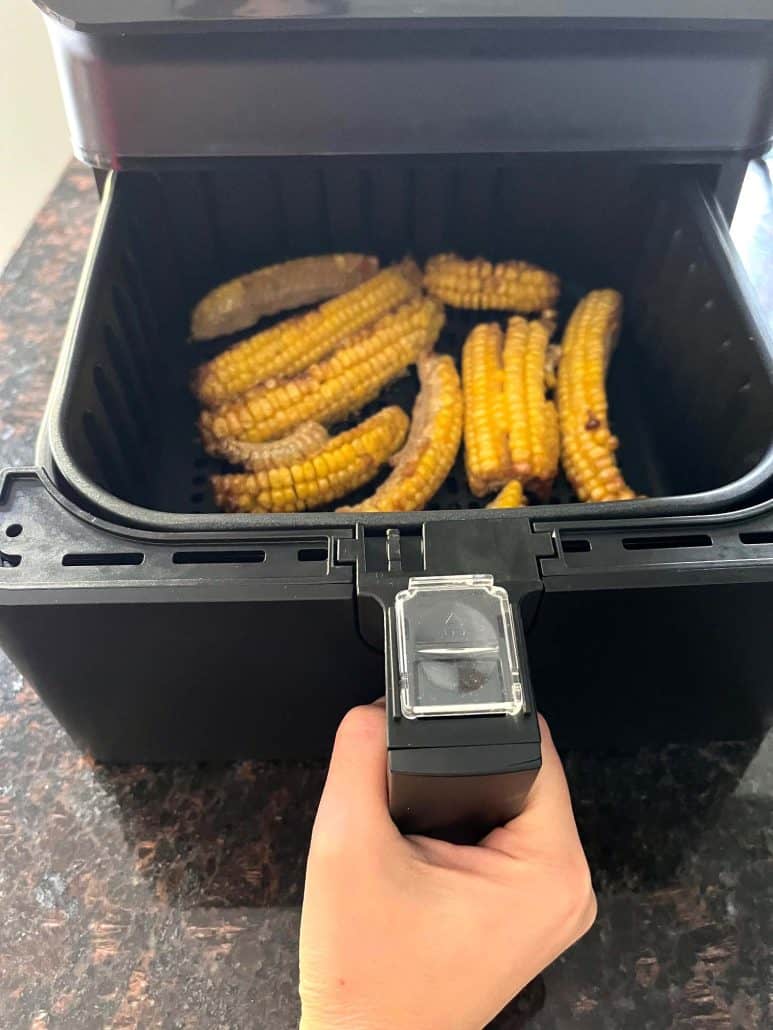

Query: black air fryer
left=1, top=2, right=772, bottom=833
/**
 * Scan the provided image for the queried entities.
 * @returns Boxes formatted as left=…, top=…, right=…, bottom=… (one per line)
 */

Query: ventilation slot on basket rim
left=0, top=552, right=21, bottom=568
left=63, top=552, right=144, bottom=567
left=622, top=534, right=712, bottom=551
left=562, top=538, right=591, bottom=553
left=298, top=547, right=328, bottom=563
left=739, top=531, right=773, bottom=545
left=172, top=550, right=266, bottom=565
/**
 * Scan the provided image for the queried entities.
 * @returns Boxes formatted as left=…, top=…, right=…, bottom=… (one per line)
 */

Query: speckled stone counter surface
left=1, top=163, right=772, bottom=1030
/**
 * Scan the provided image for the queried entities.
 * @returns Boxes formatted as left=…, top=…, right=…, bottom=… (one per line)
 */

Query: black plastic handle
left=383, top=591, right=542, bottom=841
left=388, top=738, right=541, bottom=841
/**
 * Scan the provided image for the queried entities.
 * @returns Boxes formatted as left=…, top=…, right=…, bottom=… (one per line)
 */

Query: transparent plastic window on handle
left=394, top=575, right=524, bottom=720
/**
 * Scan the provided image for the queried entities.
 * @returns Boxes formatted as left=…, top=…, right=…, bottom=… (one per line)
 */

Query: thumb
left=480, top=713, right=584, bottom=859
left=311, top=701, right=400, bottom=851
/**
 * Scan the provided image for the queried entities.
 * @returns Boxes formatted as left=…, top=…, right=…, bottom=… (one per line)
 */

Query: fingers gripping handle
left=384, top=575, right=542, bottom=839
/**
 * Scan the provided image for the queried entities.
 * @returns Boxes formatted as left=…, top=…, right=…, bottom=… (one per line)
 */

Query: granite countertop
left=1, top=163, right=772, bottom=1030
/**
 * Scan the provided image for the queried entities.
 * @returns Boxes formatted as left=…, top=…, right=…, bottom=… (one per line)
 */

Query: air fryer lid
left=37, top=1, right=773, bottom=167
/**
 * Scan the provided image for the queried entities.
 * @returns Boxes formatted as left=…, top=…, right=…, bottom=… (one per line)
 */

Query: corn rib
left=487, top=482, right=527, bottom=509
left=212, top=407, right=409, bottom=513
left=462, top=315, right=559, bottom=499
left=340, top=354, right=462, bottom=512
left=194, top=263, right=420, bottom=406
left=557, top=289, right=635, bottom=503
left=461, top=323, right=511, bottom=497
left=191, top=254, right=380, bottom=342
left=502, top=313, right=559, bottom=497
left=200, top=296, right=444, bottom=448
left=425, top=254, right=560, bottom=313
left=214, top=422, right=330, bottom=472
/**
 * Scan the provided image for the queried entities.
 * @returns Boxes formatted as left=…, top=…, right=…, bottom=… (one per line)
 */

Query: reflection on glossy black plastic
left=31, top=0, right=773, bottom=27
left=33, top=2, right=773, bottom=166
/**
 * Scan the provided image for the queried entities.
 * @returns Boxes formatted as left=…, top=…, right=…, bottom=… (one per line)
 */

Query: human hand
left=299, top=702, right=596, bottom=1030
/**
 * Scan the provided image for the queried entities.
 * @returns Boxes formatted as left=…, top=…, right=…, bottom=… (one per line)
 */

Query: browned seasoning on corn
left=557, top=289, right=635, bottom=503
left=486, top=481, right=527, bottom=509
left=544, top=343, right=562, bottom=391
left=211, top=406, right=409, bottom=513
left=340, top=354, right=463, bottom=512
left=200, top=295, right=444, bottom=449
left=425, top=254, right=560, bottom=313
left=214, top=422, right=330, bottom=472
left=191, top=254, right=380, bottom=342
left=194, top=262, right=421, bottom=407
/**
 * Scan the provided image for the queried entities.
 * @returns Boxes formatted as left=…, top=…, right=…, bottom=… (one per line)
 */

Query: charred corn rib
left=340, top=354, right=462, bottom=512
left=503, top=314, right=560, bottom=497
left=425, top=254, right=560, bottom=313
left=215, top=422, right=330, bottom=472
left=194, top=262, right=420, bottom=407
left=557, top=289, right=635, bottom=503
left=211, top=407, right=409, bottom=514
left=191, top=254, right=380, bottom=342
left=200, top=296, right=445, bottom=448
left=462, top=323, right=511, bottom=497
left=487, top=481, right=527, bottom=509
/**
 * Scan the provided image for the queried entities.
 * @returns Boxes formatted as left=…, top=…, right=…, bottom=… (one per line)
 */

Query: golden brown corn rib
left=215, top=422, right=330, bottom=472
left=194, top=263, right=420, bottom=407
left=486, top=481, right=527, bottom=509
left=200, top=296, right=444, bottom=448
left=425, top=254, right=560, bottom=313
left=503, top=313, right=560, bottom=497
left=462, top=323, right=511, bottom=497
left=211, top=407, right=409, bottom=514
left=339, top=354, right=463, bottom=512
left=190, top=254, right=380, bottom=342
left=557, top=289, right=635, bottom=503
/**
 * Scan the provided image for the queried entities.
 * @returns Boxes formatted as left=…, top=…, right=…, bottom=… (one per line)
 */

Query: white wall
left=0, top=0, right=72, bottom=270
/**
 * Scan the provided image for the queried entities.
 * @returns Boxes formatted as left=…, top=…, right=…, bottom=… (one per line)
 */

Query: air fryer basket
left=42, top=156, right=773, bottom=530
